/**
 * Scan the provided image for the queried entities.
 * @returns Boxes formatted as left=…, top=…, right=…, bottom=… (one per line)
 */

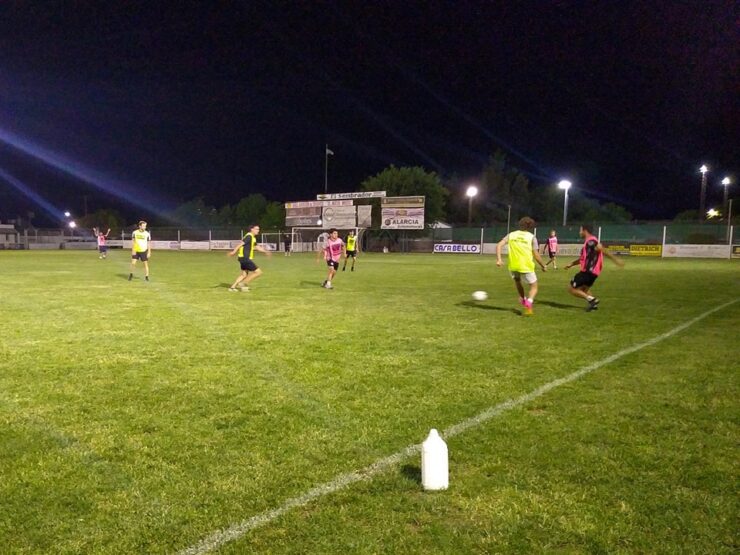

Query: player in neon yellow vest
left=227, top=224, right=272, bottom=291
left=342, top=230, right=359, bottom=272
left=128, top=220, right=151, bottom=281
left=496, top=216, right=547, bottom=315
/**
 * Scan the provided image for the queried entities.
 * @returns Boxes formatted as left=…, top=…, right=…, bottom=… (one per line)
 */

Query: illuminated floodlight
left=465, top=185, right=478, bottom=198
left=68, top=221, right=77, bottom=228
left=64, top=211, right=71, bottom=217
left=699, top=165, right=708, bottom=174
left=721, top=177, right=731, bottom=186
left=557, top=180, right=572, bottom=190
left=706, top=208, right=719, bottom=218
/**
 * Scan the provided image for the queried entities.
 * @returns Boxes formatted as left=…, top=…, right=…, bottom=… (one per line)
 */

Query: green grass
left=1, top=250, right=738, bottom=554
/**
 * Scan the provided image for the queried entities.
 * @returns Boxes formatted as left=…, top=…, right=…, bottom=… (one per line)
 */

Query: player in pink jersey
left=564, top=223, right=624, bottom=311
left=93, top=227, right=110, bottom=259
left=317, top=228, right=345, bottom=289
left=542, top=229, right=559, bottom=269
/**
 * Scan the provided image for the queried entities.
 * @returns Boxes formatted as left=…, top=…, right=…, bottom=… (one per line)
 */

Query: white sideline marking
left=179, top=299, right=738, bottom=555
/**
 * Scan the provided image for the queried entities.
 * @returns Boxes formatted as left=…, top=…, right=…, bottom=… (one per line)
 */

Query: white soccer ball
left=472, top=290, right=488, bottom=301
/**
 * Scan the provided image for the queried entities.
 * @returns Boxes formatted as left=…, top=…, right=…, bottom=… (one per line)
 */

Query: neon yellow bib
left=507, top=230, right=535, bottom=273
left=346, top=235, right=357, bottom=250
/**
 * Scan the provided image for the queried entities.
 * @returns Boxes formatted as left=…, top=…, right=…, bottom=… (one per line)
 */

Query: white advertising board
left=180, top=241, right=211, bottom=250
left=322, top=205, right=356, bottom=228
left=210, top=240, right=241, bottom=250
left=433, top=243, right=481, bottom=254
left=662, top=244, right=730, bottom=258
left=381, top=208, right=424, bottom=229
left=317, top=191, right=386, bottom=200
left=357, top=205, right=372, bottom=227
left=150, top=240, right=180, bottom=250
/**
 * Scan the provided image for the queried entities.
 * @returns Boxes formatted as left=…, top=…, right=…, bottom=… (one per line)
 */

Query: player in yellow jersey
left=227, top=224, right=272, bottom=291
left=342, top=230, right=359, bottom=272
left=128, top=220, right=151, bottom=281
left=496, top=217, right=547, bottom=315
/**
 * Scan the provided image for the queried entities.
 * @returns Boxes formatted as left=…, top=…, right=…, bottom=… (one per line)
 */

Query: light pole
left=721, top=177, right=731, bottom=217
left=324, top=145, right=334, bottom=194
left=699, top=165, right=709, bottom=221
left=465, top=185, right=478, bottom=227
left=557, top=180, right=572, bottom=226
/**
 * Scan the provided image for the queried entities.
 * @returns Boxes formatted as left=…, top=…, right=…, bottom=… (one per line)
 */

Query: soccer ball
left=472, top=290, right=488, bottom=301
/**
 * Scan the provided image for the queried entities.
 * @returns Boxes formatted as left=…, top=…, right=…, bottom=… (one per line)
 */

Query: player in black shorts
left=342, top=230, right=359, bottom=272
left=227, top=224, right=272, bottom=292
left=565, top=224, right=624, bottom=311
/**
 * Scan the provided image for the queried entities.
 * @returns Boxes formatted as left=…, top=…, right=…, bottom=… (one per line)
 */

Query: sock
left=527, top=298, right=533, bottom=304
left=586, top=295, right=594, bottom=301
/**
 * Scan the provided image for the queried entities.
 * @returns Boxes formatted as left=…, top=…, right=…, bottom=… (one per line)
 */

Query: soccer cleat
left=524, top=306, right=533, bottom=316
left=586, top=298, right=600, bottom=312
left=342, top=267, right=346, bottom=272
left=128, top=274, right=133, bottom=281
left=239, top=286, right=250, bottom=292
left=145, top=276, right=149, bottom=281
left=351, top=267, right=354, bottom=271
left=228, top=287, right=239, bottom=292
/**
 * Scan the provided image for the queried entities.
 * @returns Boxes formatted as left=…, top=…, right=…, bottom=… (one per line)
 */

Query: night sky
left=0, top=1, right=737, bottom=223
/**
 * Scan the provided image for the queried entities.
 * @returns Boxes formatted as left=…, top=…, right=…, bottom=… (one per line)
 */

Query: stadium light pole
left=557, top=180, right=572, bottom=226
left=721, top=177, right=731, bottom=217
left=699, top=165, right=709, bottom=222
left=324, top=145, right=334, bottom=194
left=466, top=185, right=478, bottom=227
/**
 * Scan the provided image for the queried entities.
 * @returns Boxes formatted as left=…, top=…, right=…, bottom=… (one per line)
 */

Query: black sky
left=0, top=1, right=737, bottom=223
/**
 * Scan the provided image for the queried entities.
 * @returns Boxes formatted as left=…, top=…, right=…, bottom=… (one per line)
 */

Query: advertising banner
left=433, top=243, right=481, bottom=254
left=630, top=244, right=662, bottom=256
left=733, top=245, right=740, bottom=258
left=180, top=241, right=211, bottom=250
left=286, top=216, right=322, bottom=227
left=317, top=191, right=386, bottom=200
left=381, top=196, right=425, bottom=207
left=150, top=240, right=180, bottom=250
left=357, top=205, right=372, bottom=227
left=285, top=200, right=353, bottom=208
left=210, top=240, right=241, bottom=250
left=662, top=244, right=730, bottom=258
left=322, top=205, right=356, bottom=228
left=381, top=208, right=424, bottom=229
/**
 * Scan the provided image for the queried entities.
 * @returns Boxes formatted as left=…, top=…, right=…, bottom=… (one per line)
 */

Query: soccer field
left=1, top=250, right=738, bottom=554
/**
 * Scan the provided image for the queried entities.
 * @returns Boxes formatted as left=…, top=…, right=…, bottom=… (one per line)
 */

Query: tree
left=261, top=201, right=285, bottom=230
left=360, top=165, right=447, bottom=225
left=169, top=198, right=217, bottom=226
left=233, top=194, right=268, bottom=227
left=77, top=208, right=125, bottom=231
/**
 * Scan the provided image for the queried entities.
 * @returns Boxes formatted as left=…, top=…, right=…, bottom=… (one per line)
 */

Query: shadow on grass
left=212, top=282, right=232, bottom=288
left=116, top=273, right=131, bottom=280
left=457, top=301, right=521, bottom=315
left=536, top=299, right=582, bottom=311
left=400, top=464, right=421, bottom=484
left=299, top=280, right=324, bottom=288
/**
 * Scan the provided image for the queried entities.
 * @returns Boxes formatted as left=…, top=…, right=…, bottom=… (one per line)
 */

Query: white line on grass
left=178, top=298, right=738, bottom=555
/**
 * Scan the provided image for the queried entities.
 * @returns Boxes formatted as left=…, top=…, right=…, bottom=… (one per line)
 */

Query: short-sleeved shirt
left=238, top=233, right=256, bottom=260
left=324, top=238, right=345, bottom=262
left=132, top=229, right=150, bottom=252
left=506, top=230, right=538, bottom=273
left=97, top=234, right=107, bottom=246
left=579, top=235, right=603, bottom=275
left=546, top=236, right=558, bottom=253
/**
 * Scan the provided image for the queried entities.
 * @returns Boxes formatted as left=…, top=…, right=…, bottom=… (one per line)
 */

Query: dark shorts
left=346, top=250, right=357, bottom=258
left=326, top=259, right=339, bottom=270
left=239, top=258, right=258, bottom=272
left=284, top=243, right=291, bottom=250
left=98, top=245, right=108, bottom=253
left=547, top=250, right=556, bottom=259
left=132, top=251, right=148, bottom=262
left=571, top=271, right=598, bottom=289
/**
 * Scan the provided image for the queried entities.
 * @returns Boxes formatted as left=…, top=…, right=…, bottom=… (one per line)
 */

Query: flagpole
left=324, top=144, right=329, bottom=194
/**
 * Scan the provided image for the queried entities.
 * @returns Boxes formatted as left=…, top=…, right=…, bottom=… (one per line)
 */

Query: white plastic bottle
left=421, top=428, right=449, bottom=490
